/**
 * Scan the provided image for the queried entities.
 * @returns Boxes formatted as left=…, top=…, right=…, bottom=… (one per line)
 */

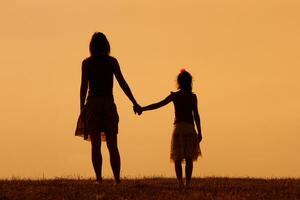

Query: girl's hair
left=177, top=69, right=193, bottom=91
left=89, top=32, right=110, bottom=57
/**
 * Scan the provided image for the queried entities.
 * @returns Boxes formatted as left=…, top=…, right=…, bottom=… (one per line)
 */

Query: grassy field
left=0, top=177, right=299, bottom=200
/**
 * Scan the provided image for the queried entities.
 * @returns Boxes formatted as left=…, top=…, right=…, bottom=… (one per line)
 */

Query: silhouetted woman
left=75, top=32, right=140, bottom=184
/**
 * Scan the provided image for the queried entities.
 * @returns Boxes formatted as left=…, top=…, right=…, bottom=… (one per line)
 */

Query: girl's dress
left=169, top=91, right=201, bottom=161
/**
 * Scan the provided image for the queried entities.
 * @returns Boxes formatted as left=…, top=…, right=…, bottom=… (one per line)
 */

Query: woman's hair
left=177, top=69, right=193, bottom=91
left=89, top=32, right=110, bottom=57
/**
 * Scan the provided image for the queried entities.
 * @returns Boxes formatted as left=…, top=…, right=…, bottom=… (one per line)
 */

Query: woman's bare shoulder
left=82, top=56, right=118, bottom=65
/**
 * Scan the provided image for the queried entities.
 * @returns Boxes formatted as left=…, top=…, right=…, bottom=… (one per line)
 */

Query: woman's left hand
left=133, top=104, right=143, bottom=115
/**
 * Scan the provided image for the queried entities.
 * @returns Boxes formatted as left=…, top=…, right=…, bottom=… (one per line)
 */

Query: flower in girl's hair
left=180, top=68, right=186, bottom=73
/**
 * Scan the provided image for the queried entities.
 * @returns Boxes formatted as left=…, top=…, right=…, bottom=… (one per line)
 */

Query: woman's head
left=177, top=69, right=193, bottom=91
left=89, top=32, right=110, bottom=57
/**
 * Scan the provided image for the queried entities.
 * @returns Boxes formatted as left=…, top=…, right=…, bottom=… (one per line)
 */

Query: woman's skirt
left=170, top=122, right=201, bottom=161
left=75, top=96, right=119, bottom=141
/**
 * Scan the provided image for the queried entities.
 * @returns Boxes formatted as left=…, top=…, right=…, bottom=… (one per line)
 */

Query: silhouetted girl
left=75, top=32, right=141, bottom=184
left=140, top=69, right=202, bottom=189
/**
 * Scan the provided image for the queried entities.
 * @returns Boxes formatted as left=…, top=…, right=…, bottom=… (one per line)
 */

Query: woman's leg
left=91, top=134, right=102, bottom=182
left=185, top=159, right=193, bottom=188
left=106, top=133, right=121, bottom=184
left=175, top=159, right=184, bottom=189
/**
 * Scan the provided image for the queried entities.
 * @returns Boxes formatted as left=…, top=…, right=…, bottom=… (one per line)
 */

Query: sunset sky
left=0, top=0, right=299, bottom=178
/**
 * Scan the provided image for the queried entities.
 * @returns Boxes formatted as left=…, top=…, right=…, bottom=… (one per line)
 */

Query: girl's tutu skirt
left=170, top=122, right=201, bottom=161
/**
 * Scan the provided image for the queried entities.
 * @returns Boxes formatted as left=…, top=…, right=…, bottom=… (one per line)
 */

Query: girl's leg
left=185, top=159, right=193, bottom=188
left=91, top=134, right=102, bottom=182
left=106, top=133, right=121, bottom=184
left=175, top=159, right=184, bottom=189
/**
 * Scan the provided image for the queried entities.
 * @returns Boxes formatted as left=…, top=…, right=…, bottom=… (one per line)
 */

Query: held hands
left=133, top=104, right=143, bottom=115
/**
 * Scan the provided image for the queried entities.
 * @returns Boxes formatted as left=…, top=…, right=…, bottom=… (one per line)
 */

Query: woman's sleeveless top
left=84, top=56, right=115, bottom=99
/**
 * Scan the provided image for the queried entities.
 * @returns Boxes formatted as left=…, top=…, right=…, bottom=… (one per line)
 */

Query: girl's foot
left=178, top=180, right=184, bottom=191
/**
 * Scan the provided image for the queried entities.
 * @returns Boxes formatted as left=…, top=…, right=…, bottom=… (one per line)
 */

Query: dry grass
left=0, top=177, right=299, bottom=200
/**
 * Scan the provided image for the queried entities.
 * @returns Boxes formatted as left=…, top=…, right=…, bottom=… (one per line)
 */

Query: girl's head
left=89, top=32, right=110, bottom=57
left=177, top=69, right=193, bottom=91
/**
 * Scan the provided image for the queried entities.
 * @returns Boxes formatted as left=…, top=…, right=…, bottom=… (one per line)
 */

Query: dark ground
left=0, top=178, right=299, bottom=200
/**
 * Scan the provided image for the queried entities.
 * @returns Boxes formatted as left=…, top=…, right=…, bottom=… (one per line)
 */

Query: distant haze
left=0, top=0, right=299, bottom=178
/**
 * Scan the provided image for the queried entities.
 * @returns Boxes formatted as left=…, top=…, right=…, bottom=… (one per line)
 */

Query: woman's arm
left=142, top=95, right=172, bottom=111
left=113, top=58, right=139, bottom=107
left=193, top=94, right=202, bottom=142
left=80, top=61, right=88, bottom=111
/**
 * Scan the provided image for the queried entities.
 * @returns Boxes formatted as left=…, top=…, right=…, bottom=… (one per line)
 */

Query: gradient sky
left=0, top=0, right=299, bottom=178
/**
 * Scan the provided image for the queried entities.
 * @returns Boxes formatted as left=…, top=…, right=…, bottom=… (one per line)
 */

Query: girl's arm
left=80, top=61, right=88, bottom=111
left=142, top=95, right=172, bottom=111
left=113, top=58, right=139, bottom=107
left=193, top=94, right=202, bottom=142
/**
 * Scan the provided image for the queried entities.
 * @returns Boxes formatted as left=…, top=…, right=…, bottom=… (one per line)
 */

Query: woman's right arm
left=80, top=61, right=88, bottom=111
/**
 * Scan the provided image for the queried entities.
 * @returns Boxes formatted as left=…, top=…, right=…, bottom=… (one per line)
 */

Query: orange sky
left=0, top=0, right=300, bottom=178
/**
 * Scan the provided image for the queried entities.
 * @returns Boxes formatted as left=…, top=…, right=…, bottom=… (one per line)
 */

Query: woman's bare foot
left=114, top=179, right=121, bottom=185
left=185, top=180, right=190, bottom=190
left=95, top=177, right=102, bottom=184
